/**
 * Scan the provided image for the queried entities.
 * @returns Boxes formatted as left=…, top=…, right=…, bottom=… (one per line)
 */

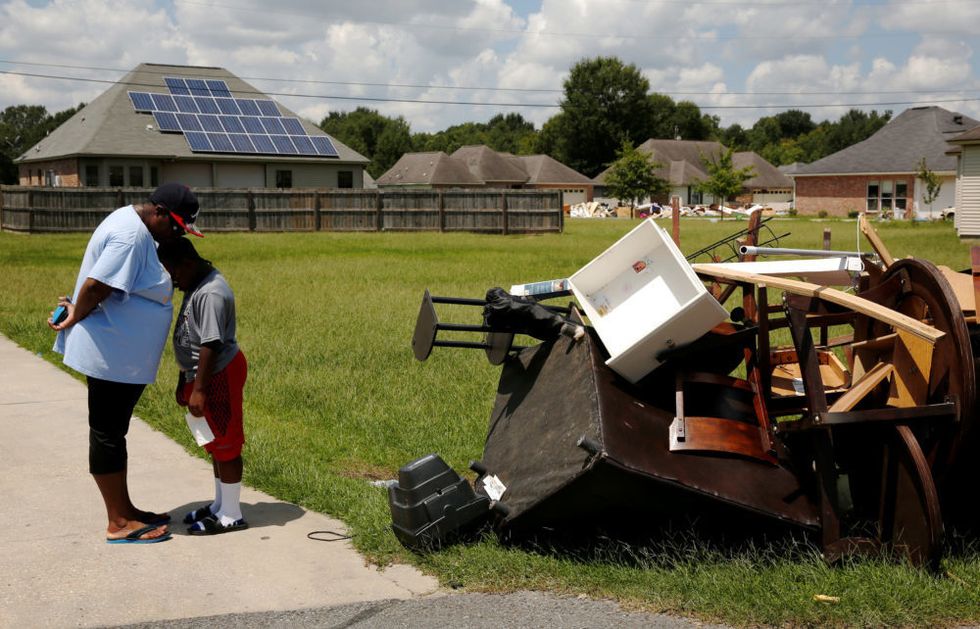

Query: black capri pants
left=87, top=377, right=146, bottom=475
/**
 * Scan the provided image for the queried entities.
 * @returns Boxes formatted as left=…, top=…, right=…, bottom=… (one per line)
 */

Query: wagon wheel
left=876, top=259, right=976, bottom=471
left=880, top=425, right=944, bottom=570
left=837, top=259, right=969, bottom=566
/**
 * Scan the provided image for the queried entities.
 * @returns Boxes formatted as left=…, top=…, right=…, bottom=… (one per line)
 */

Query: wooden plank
left=888, top=329, right=934, bottom=408
left=937, top=265, right=975, bottom=313
left=669, top=415, right=777, bottom=465
left=693, top=263, right=944, bottom=344
left=828, top=361, right=893, bottom=412
left=972, top=246, right=980, bottom=317
left=859, top=214, right=895, bottom=267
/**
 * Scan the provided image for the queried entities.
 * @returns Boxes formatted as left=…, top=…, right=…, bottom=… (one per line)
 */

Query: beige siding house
left=948, top=125, right=980, bottom=237
left=592, top=139, right=791, bottom=206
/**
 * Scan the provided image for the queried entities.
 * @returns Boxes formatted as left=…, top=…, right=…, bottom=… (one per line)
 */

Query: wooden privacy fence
left=0, top=187, right=564, bottom=234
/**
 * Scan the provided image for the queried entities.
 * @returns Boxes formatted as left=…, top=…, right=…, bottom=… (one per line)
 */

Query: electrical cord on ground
left=307, top=530, right=352, bottom=542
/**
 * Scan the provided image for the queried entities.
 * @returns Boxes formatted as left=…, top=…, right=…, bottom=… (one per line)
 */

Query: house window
left=45, top=170, right=55, bottom=186
left=150, top=167, right=159, bottom=187
left=129, top=166, right=144, bottom=187
left=337, top=170, right=353, bottom=188
left=85, top=165, right=99, bottom=187
left=689, top=187, right=703, bottom=205
left=109, top=166, right=124, bottom=187
left=867, top=181, right=880, bottom=212
left=881, top=180, right=893, bottom=212
left=867, top=180, right=907, bottom=215
left=276, top=170, right=292, bottom=188
left=895, top=181, right=908, bottom=211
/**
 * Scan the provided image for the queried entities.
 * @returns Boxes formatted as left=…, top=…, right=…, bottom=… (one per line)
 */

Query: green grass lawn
left=2, top=217, right=978, bottom=627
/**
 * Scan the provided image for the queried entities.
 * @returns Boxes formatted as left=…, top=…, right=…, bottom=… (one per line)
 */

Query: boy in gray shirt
left=157, top=237, right=249, bottom=534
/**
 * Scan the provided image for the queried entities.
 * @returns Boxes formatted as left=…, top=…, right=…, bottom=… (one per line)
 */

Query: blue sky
left=1, top=0, right=978, bottom=133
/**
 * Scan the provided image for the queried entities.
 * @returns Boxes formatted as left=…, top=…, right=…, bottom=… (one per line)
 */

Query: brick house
left=791, top=106, right=977, bottom=217
left=16, top=62, right=368, bottom=190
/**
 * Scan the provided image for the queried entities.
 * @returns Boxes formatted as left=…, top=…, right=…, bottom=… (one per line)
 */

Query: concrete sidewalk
left=0, top=334, right=439, bottom=628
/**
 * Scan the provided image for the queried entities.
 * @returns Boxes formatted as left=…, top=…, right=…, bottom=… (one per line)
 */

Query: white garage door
left=562, top=188, right=587, bottom=206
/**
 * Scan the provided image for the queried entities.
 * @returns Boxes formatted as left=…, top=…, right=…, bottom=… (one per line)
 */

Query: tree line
left=319, top=57, right=891, bottom=180
left=1, top=55, right=892, bottom=184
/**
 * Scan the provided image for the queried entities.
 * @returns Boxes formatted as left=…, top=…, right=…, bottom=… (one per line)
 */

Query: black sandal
left=187, top=514, right=249, bottom=535
left=183, top=505, right=214, bottom=524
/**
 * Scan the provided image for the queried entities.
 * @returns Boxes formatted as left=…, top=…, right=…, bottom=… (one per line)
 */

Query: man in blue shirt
left=50, top=182, right=203, bottom=544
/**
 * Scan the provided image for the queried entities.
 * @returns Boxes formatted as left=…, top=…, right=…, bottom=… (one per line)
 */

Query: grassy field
left=2, top=217, right=978, bottom=627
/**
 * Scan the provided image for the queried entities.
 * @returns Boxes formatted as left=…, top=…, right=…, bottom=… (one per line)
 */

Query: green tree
left=319, top=107, right=413, bottom=177
left=556, top=56, right=657, bottom=177
left=604, top=140, right=669, bottom=207
left=917, top=157, right=943, bottom=214
left=823, top=109, right=891, bottom=155
left=696, top=147, right=755, bottom=213
left=1, top=103, right=84, bottom=184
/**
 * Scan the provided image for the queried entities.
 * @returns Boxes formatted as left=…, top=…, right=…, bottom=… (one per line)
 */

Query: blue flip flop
left=106, top=524, right=172, bottom=544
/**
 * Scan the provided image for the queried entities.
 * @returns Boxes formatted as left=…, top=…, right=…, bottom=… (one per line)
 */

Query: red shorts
left=181, top=350, right=247, bottom=462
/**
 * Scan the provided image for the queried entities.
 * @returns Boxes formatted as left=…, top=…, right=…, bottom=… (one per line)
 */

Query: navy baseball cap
left=150, top=182, right=202, bottom=237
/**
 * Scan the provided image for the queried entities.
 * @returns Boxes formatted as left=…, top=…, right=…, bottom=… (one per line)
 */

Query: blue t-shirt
left=53, top=206, right=174, bottom=384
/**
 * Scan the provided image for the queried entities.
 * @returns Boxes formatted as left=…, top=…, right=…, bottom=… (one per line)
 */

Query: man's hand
left=48, top=296, right=76, bottom=331
left=188, top=389, right=207, bottom=417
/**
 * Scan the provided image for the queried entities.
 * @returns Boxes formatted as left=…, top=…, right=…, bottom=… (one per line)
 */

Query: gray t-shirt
left=173, top=268, right=239, bottom=380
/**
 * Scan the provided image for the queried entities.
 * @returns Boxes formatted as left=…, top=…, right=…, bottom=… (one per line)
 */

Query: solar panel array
left=129, top=77, right=339, bottom=158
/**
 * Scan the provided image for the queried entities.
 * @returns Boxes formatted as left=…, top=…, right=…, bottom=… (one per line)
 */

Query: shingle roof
left=592, top=139, right=785, bottom=190
left=377, top=146, right=592, bottom=187
left=949, top=123, right=980, bottom=145
left=733, top=151, right=793, bottom=189
left=374, top=151, right=482, bottom=186
left=451, top=145, right=528, bottom=183
left=793, top=106, right=977, bottom=176
left=17, top=62, right=367, bottom=165
left=666, top=159, right=707, bottom=186
left=516, top=154, right=593, bottom=185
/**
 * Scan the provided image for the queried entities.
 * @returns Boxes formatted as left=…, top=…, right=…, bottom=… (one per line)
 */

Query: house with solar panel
left=16, top=63, right=368, bottom=190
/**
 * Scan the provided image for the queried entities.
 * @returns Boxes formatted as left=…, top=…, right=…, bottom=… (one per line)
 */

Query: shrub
left=847, top=210, right=859, bottom=219
left=818, top=210, right=828, bottom=218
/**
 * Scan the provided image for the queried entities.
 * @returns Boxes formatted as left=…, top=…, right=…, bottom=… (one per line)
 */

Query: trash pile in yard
left=395, top=214, right=980, bottom=570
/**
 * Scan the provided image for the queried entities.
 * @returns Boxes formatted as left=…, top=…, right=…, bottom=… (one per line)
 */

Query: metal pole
left=739, top=245, right=874, bottom=258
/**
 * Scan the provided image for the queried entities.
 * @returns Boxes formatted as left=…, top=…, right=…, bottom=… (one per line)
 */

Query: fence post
left=376, top=191, right=383, bottom=231
left=0, top=186, right=5, bottom=232
left=314, top=190, right=321, bottom=232
left=438, top=192, right=445, bottom=232
left=247, top=190, right=256, bottom=231
left=501, top=192, right=508, bottom=236
left=822, top=228, right=831, bottom=250
left=671, top=196, right=681, bottom=247
left=558, top=191, right=564, bottom=233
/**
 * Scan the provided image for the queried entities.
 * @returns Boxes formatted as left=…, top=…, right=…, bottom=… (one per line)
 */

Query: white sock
left=216, top=481, right=242, bottom=525
left=210, top=477, right=221, bottom=515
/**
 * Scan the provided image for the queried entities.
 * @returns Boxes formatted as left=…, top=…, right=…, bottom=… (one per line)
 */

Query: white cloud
left=1, top=0, right=979, bottom=132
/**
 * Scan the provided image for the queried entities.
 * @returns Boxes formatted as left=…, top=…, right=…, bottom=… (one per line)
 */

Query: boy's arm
left=175, top=371, right=188, bottom=406
left=187, top=341, right=221, bottom=417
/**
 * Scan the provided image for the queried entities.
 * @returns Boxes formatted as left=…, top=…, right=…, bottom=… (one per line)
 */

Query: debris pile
left=400, top=214, right=979, bottom=569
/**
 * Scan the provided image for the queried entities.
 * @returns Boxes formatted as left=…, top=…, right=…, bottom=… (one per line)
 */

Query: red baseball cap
left=150, top=182, right=203, bottom=237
